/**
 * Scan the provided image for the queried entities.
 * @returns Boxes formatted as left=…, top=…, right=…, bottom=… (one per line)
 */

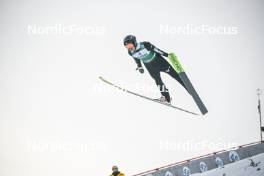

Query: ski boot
left=153, top=96, right=171, bottom=105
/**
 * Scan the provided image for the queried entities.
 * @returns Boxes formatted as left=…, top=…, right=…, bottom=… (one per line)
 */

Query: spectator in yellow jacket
left=111, top=166, right=125, bottom=176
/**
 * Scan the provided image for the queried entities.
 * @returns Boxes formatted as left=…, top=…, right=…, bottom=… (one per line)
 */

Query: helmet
left=123, top=35, right=137, bottom=47
left=112, top=166, right=118, bottom=171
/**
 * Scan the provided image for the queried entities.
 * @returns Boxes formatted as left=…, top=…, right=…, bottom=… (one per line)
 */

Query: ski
left=99, top=76, right=199, bottom=116
left=168, top=53, right=208, bottom=115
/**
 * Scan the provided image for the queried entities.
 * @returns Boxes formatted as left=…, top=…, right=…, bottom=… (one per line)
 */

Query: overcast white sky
left=0, top=0, right=264, bottom=176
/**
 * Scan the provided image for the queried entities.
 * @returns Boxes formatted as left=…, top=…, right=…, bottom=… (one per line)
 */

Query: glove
left=136, top=67, right=144, bottom=74
left=168, top=53, right=174, bottom=60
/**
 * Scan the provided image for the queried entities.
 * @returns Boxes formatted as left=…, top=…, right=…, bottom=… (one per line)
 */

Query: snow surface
left=191, top=153, right=264, bottom=176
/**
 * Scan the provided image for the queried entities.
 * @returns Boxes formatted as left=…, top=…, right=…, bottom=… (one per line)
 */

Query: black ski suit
left=128, top=42, right=187, bottom=102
